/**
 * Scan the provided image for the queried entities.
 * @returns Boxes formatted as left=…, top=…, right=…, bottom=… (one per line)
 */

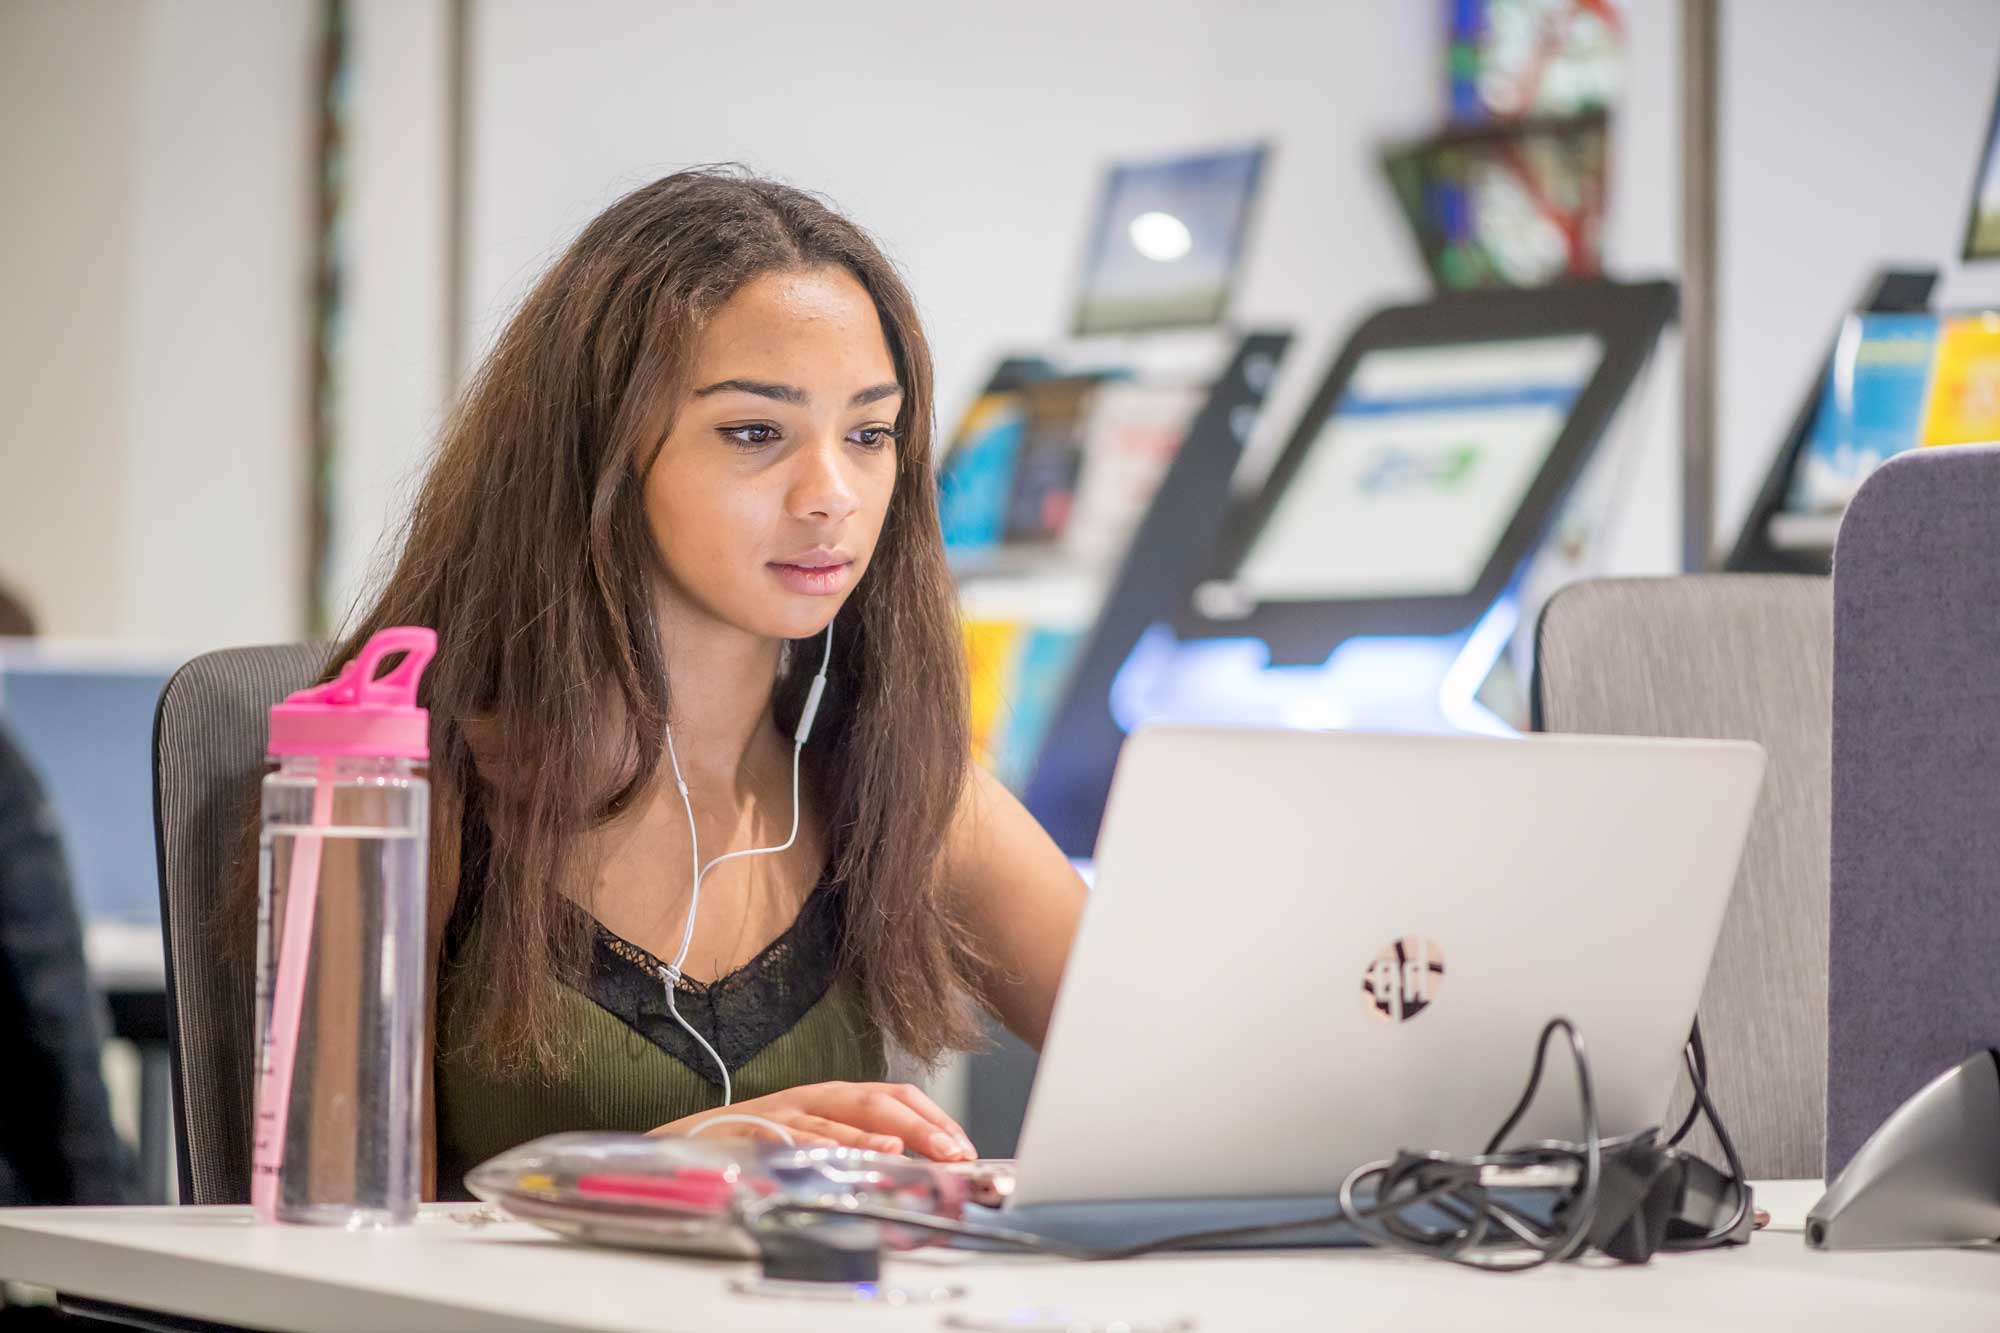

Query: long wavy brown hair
left=243, top=168, right=982, bottom=1077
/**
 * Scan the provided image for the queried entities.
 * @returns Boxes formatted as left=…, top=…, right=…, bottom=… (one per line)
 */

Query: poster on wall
left=1071, top=144, right=1267, bottom=336
left=1449, top=0, right=1625, bottom=122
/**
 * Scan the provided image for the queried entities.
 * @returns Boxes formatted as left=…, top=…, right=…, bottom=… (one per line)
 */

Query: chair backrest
left=1532, top=575, right=1832, bottom=1179
left=152, top=643, right=327, bottom=1204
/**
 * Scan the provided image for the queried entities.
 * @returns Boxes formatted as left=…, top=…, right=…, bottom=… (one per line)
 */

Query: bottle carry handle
left=353, top=627, right=436, bottom=706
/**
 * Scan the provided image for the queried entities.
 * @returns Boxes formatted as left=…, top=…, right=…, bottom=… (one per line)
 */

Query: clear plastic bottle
left=252, top=627, right=435, bottom=1227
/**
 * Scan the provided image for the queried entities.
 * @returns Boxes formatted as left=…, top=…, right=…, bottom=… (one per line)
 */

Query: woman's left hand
left=649, top=1080, right=977, bottom=1160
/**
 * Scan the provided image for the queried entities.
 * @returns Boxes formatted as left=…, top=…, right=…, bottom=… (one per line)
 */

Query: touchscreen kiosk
left=1230, top=334, right=1603, bottom=601
left=1021, top=281, right=1673, bottom=857
left=1178, top=280, right=1675, bottom=662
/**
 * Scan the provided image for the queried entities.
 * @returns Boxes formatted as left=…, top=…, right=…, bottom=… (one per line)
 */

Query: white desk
left=3, top=1189, right=1996, bottom=1332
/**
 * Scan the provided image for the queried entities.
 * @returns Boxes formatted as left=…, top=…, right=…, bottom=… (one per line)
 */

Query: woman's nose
left=788, top=434, right=861, bottom=523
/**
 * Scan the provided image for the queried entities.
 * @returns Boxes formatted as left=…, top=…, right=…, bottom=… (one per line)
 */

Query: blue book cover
left=1789, top=313, right=1939, bottom=514
left=938, top=394, right=1027, bottom=551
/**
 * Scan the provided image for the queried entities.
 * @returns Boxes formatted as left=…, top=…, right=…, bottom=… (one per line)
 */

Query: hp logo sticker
left=1362, top=936, right=1445, bottom=1023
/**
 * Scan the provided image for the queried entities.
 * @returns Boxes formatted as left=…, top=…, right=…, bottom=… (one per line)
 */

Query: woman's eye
left=721, top=424, right=779, bottom=448
left=851, top=426, right=899, bottom=451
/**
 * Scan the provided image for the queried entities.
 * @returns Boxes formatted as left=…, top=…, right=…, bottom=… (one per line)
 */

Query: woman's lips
left=768, top=560, right=853, bottom=596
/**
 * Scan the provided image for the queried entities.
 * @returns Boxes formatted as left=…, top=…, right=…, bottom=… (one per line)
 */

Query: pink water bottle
left=251, top=627, right=434, bottom=1225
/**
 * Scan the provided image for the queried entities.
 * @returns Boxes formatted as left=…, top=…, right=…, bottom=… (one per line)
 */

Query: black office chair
left=151, top=644, right=327, bottom=1204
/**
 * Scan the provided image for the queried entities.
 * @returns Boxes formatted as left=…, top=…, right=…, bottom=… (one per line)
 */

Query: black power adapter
left=1575, top=1137, right=1681, bottom=1262
left=1574, top=1141, right=1755, bottom=1263
left=751, top=1214, right=884, bottom=1283
left=1665, top=1153, right=1755, bottom=1249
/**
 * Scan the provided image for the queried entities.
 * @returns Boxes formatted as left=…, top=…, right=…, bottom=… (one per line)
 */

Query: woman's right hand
left=650, top=1081, right=978, bottom=1162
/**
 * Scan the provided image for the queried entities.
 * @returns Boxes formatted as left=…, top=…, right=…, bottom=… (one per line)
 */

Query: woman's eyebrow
left=692, top=378, right=809, bottom=405
left=849, top=382, right=904, bottom=407
left=689, top=379, right=903, bottom=408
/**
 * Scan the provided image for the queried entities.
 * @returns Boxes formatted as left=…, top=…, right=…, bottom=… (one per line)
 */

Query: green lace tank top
left=432, top=875, right=886, bottom=1199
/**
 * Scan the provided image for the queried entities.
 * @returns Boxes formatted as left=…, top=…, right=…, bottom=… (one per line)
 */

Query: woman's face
left=644, top=265, right=902, bottom=645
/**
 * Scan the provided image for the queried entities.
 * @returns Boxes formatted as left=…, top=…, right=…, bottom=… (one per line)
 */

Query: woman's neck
left=656, top=602, right=788, bottom=796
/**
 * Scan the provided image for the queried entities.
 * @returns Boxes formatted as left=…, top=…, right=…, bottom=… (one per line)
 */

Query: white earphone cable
left=657, top=621, right=834, bottom=1141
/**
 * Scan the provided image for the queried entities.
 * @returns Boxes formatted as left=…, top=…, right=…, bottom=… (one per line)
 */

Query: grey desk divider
left=1828, top=443, right=2000, bottom=1178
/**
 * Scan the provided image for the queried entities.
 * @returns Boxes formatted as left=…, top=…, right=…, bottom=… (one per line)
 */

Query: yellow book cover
left=962, top=618, right=1022, bottom=766
left=1919, top=314, right=2000, bottom=447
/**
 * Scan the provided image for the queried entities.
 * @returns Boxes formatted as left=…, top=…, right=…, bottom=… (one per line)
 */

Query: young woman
left=272, top=168, right=1086, bottom=1198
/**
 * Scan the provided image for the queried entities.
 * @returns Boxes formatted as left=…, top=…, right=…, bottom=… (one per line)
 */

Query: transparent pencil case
left=465, top=1131, right=968, bottom=1260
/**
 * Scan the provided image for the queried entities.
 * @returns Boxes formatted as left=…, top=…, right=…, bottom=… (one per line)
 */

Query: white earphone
left=659, top=619, right=834, bottom=1144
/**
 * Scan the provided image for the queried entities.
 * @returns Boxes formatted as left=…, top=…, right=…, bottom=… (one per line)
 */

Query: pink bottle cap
left=268, top=626, right=437, bottom=760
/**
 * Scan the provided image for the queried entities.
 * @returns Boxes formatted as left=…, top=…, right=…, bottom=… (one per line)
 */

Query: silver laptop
left=1007, top=724, right=1765, bottom=1211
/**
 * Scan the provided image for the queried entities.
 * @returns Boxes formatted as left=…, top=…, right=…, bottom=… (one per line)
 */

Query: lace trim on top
left=579, top=877, right=846, bottom=1086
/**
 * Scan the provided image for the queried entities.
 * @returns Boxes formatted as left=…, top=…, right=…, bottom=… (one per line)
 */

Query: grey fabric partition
left=1828, top=443, right=2000, bottom=1177
left=1533, top=575, right=1833, bottom=1179
left=152, top=643, right=328, bottom=1204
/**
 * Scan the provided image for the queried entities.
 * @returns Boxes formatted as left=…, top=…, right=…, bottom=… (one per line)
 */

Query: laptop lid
left=1009, top=725, right=1764, bottom=1208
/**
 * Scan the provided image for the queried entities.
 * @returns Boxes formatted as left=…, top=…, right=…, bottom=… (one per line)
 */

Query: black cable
left=749, top=1016, right=1612, bottom=1272
left=1665, top=1021, right=1708, bottom=1148
left=1668, top=1020, right=1751, bottom=1249
left=748, top=1015, right=1752, bottom=1270
left=1336, top=1017, right=1606, bottom=1271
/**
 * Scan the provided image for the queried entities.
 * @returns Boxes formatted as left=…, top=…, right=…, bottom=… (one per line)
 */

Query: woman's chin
left=745, top=601, right=842, bottom=646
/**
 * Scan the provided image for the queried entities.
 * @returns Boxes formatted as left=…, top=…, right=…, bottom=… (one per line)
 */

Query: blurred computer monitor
left=1174, top=279, right=1676, bottom=664
left=0, top=645, right=177, bottom=923
left=1071, top=143, right=1267, bottom=337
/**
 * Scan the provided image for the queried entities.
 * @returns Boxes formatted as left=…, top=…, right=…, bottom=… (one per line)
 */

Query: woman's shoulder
left=941, top=761, right=1024, bottom=870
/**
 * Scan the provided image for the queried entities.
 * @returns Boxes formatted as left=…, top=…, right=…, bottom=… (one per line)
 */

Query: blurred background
left=4, top=0, right=2000, bottom=1205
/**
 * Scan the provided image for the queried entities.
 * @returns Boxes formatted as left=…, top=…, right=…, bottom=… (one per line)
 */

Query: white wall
left=1593, top=0, right=1683, bottom=575
left=463, top=0, right=1441, bottom=451
left=0, top=0, right=313, bottom=651
left=120, top=1, right=316, bottom=648
left=0, top=2, right=141, bottom=639
left=326, top=0, right=456, bottom=633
